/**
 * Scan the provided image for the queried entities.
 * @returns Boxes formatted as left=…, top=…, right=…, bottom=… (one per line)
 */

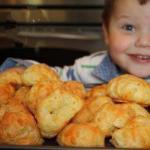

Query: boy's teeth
left=137, top=55, right=150, bottom=59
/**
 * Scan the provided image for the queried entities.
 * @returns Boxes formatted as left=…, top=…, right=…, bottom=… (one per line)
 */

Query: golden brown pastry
left=0, top=67, right=25, bottom=85
left=0, top=83, right=15, bottom=105
left=35, top=88, right=84, bottom=138
left=0, top=100, right=28, bottom=114
left=107, top=74, right=150, bottom=106
left=14, top=86, right=31, bottom=105
left=73, top=96, right=113, bottom=123
left=0, top=101, right=43, bottom=145
left=57, top=123, right=105, bottom=147
left=94, top=103, right=149, bottom=136
left=62, top=80, right=86, bottom=99
left=86, top=84, right=107, bottom=99
left=25, top=81, right=62, bottom=113
left=22, top=63, right=60, bottom=86
left=111, top=116, right=150, bottom=148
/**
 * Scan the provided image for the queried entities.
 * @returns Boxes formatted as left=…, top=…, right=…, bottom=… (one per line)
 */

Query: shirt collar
left=0, top=57, right=35, bottom=72
left=93, top=54, right=124, bottom=82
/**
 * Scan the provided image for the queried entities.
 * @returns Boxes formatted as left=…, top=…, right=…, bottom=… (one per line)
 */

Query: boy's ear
left=102, top=24, right=109, bottom=45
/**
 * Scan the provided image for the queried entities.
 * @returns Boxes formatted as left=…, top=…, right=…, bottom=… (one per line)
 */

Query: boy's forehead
left=114, top=0, right=150, bottom=7
left=113, top=0, right=150, bottom=17
left=113, top=0, right=150, bottom=6
left=114, top=0, right=136, bottom=9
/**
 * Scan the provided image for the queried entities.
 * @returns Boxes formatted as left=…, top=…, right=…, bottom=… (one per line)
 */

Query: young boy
left=0, top=0, right=150, bottom=84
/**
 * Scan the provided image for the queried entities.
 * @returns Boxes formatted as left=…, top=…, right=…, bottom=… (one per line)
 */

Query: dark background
left=0, top=47, right=89, bottom=66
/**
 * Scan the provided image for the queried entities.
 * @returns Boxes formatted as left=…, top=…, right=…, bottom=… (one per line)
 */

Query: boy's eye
left=122, top=24, right=135, bottom=32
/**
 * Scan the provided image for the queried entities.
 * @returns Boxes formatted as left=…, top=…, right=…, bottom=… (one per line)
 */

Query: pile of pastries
left=0, top=63, right=149, bottom=148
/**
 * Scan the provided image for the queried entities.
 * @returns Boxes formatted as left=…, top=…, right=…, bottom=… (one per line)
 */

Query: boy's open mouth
left=129, top=54, right=150, bottom=63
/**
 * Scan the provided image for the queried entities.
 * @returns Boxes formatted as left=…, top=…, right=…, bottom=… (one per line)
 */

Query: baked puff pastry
left=0, top=67, right=25, bottom=85
left=0, top=101, right=43, bottom=145
left=22, top=64, right=60, bottom=86
left=14, top=86, right=31, bottom=105
left=62, top=81, right=86, bottom=99
left=25, top=81, right=62, bottom=113
left=107, top=74, right=150, bottom=106
left=73, top=96, right=113, bottom=123
left=57, top=123, right=105, bottom=147
left=0, top=83, right=15, bottom=105
left=94, top=103, right=149, bottom=136
left=35, top=88, right=84, bottom=138
left=111, top=116, right=150, bottom=148
left=86, top=84, right=107, bottom=99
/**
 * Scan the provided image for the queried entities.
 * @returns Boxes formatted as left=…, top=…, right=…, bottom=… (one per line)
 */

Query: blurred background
left=0, top=0, right=106, bottom=66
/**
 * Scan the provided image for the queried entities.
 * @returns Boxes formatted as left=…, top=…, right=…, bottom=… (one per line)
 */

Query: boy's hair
left=102, top=0, right=149, bottom=27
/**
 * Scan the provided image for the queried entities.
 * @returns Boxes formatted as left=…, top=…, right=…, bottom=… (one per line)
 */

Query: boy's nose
left=136, top=32, right=150, bottom=48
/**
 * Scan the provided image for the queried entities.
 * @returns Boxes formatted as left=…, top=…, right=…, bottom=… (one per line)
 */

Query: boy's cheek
left=108, top=35, right=132, bottom=53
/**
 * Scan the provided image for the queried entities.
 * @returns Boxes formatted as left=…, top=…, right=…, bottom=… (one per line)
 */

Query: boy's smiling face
left=104, top=0, right=150, bottom=78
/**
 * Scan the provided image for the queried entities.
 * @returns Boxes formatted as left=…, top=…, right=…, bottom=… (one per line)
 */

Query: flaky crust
left=57, top=123, right=105, bottom=147
left=86, top=84, right=107, bottom=99
left=22, top=64, right=60, bottom=86
left=0, top=102, right=43, bottom=145
left=14, top=86, right=31, bottom=105
left=73, top=96, right=113, bottom=123
left=35, top=88, right=84, bottom=138
left=62, top=81, right=86, bottom=99
left=107, top=74, right=150, bottom=106
left=25, top=81, right=62, bottom=113
left=0, top=83, right=15, bottom=105
left=111, top=116, right=150, bottom=148
left=0, top=67, right=25, bottom=85
left=94, top=103, right=149, bottom=136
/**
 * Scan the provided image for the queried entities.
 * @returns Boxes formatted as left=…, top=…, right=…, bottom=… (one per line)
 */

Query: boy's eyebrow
left=115, top=15, right=135, bottom=20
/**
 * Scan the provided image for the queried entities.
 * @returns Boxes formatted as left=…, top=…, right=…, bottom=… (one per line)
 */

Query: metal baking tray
left=0, top=137, right=115, bottom=150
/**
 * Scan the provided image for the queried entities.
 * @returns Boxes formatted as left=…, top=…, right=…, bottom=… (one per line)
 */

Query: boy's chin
left=127, top=69, right=150, bottom=79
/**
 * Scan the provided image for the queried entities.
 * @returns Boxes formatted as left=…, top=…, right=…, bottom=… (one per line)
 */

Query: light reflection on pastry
left=0, top=83, right=15, bottom=105
left=0, top=101, right=43, bottom=145
left=73, top=96, right=113, bottom=123
left=35, top=88, right=84, bottom=138
left=111, top=116, right=150, bottom=148
left=94, top=103, right=149, bottom=136
left=57, top=123, right=105, bottom=147
left=22, top=64, right=60, bottom=86
left=0, top=67, right=25, bottom=85
left=107, top=74, right=150, bottom=106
